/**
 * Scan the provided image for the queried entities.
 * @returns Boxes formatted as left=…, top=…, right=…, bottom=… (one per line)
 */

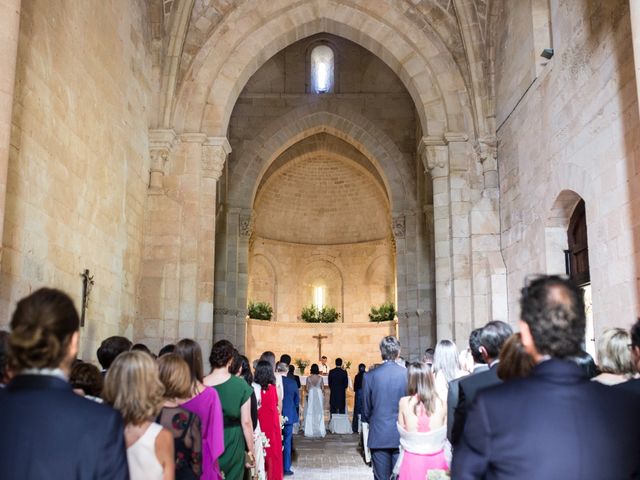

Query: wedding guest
left=159, top=344, right=176, bottom=357
left=591, top=327, right=636, bottom=385
left=287, top=364, right=301, bottom=389
left=103, top=351, right=174, bottom=480
left=157, top=353, right=202, bottom=480
left=451, top=320, right=512, bottom=445
left=352, top=363, right=366, bottom=433
left=204, top=340, right=255, bottom=480
left=616, top=318, right=640, bottom=394
left=232, top=353, right=258, bottom=429
left=0, top=330, right=11, bottom=386
left=423, top=348, right=435, bottom=368
left=260, top=350, right=283, bottom=411
left=451, top=275, right=640, bottom=479
left=282, top=366, right=300, bottom=475
left=96, top=335, right=132, bottom=374
left=70, top=361, right=104, bottom=401
left=397, top=362, right=448, bottom=479
left=175, top=339, right=224, bottom=480
left=303, top=363, right=326, bottom=438
left=132, top=343, right=154, bottom=357
left=496, top=333, right=534, bottom=381
left=328, top=357, right=349, bottom=413
left=0, top=288, right=128, bottom=479
left=446, top=328, right=487, bottom=443
left=362, top=336, right=407, bottom=480
left=279, top=354, right=292, bottom=366
left=570, top=350, right=598, bottom=379
left=432, top=339, right=465, bottom=405
left=255, top=360, right=284, bottom=480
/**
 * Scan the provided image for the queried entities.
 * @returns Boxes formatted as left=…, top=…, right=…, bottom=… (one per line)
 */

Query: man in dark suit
left=328, top=357, right=349, bottom=413
left=452, top=275, right=640, bottom=479
left=0, top=288, right=129, bottom=480
left=362, top=336, right=408, bottom=480
left=282, top=374, right=300, bottom=476
left=617, top=317, right=640, bottom=395
left=447, top=327, right=488, bottom=443
left=451, top=320, right=512, bottom=445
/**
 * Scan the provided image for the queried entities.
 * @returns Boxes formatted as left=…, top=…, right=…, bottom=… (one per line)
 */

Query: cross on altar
left=312, top=333, right=328, bottom=360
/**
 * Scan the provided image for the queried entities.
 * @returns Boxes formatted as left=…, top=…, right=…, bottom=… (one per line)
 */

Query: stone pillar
left=0, top=0, right=21, bottom=259
left=148, top=129, right=176, bottom=192
left=196, top=136, right=229, bottom=357
left=630, top=0, right=640, bottom=119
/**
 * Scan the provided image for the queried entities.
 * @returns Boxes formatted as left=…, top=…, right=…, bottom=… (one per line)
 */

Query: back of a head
left=9, top=288, right=80, bottom=372
left=175, top=338, right=204, bottom=385
left=103, top=351, right=165, bottom=425
left=497, top=333, right=534, bottom=381
left=288, top=364, right=295, bottom=375
left=209, top=339, right=235, bottom=370
left=157, top=353, right=192, bottom=399
left=570, top=350, right=598, bottom=379
left=423, top=348, right=435, bottom=364
left=279, top=354, right=291, bottom=365
left=69, top=362, right=103, bottom=397
left=379, top=336, right=401, bottom=361
left=433, top=339, right=460, bottom=382
left=97, top=335, right=132, bottom=370
left=630, top=318, right=640, bottom=349
left=255, top=359, right=276, bottom=390
left=335, top=357, right=343, bottom=367
left=260, top=351, right=276, bottom=368
left=276, top=361, right=288, bottom=373
left=310, top=363, right=320, bottom=375
left=469, top=328, right=485, bottom=364
left=520, top=275, right=585, bottom=359
left=358, top=363, right=366, bottom=373
left=239, top=355, right=253, bottom=385
left=480, top=320, right=514, bottom=360
left=597, top=328, right=635, bottom=377
left=158, top=344, right=175, bottom=357
left=407, top=362, right=436, bottom=415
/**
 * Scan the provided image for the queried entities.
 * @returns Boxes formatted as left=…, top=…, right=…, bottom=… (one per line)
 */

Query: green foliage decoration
left=248, top=301, right=273, bottom=320
left=368, top=302, right=396, bottom=322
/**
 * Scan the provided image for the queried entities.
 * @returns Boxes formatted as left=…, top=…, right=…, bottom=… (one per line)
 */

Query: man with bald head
left=452, top=275, right=640, bottom=479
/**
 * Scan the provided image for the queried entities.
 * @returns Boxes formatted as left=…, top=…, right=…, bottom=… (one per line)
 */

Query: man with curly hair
left=452, top=275, right=640, bottom=479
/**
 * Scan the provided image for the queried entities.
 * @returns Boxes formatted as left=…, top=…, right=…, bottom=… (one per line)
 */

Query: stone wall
left=245, top=318, right=398, bottom=372
left=0, top=0, right=153, bottom=360
left=497, top=0, right=640, bottom=335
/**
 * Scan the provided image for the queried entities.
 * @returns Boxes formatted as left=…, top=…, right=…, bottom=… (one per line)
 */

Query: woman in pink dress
left=175, top=339, right=225, bottom=480
left=396, top=362, right=448, bottom=479
left=255, top=360, right=283, bottom=480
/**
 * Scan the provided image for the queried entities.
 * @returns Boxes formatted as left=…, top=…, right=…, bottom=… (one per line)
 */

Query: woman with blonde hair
left=432, top=339, right=465, bottom=405
left=157, top=353, right=203, bottom=480
left=103, top=350, right=175, bottom=480
left=592, top=328, right=636, bottom=385
left=396, top=362, right=448, bottom=479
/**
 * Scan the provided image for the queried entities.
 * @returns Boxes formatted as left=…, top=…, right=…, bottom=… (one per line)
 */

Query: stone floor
left=291, top=432, right=372, bottom=479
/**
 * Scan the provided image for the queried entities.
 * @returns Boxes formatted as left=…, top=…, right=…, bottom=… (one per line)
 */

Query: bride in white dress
left=303, top=364, right=326, bottom=438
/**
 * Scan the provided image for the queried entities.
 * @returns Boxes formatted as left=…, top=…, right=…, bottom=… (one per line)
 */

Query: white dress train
left=303, top=377, right=326, bottom=438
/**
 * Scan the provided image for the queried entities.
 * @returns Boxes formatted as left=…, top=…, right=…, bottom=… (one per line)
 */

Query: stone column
left=630, top=0, right=640, bottom=119
left=0, top=0, right=21, bottom=259
left=196, top=137, right=229, bottom=357
left=148, top=129, right=176, bottom=192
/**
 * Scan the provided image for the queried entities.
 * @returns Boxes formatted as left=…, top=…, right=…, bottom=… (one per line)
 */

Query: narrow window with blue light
left=310, top=45, right=334, bottom=93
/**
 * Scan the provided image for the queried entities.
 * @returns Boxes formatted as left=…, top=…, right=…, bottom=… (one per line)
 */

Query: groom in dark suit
left=328, top=357, right=349, bottom=413
left=362, top=336, right=407, bottom=480
left=452, top=275, right=640, bottom=479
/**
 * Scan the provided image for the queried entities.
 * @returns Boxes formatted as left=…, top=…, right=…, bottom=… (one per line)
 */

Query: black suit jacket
left=0, top=375, right=129, bottom=480
left=328, top=367, right=349, bottom=410
left=362, top=361, right=408, bottom=449
left=451, top=359, right=640, bottom=480
left=447, top=364, right=488, bottom=443
left=452, top=363, right=501, bottom=445
left=616, top=378, right=640, bottom=395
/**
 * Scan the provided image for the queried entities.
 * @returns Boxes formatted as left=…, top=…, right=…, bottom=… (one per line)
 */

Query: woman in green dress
left=204, top=340, right=255, bottom=480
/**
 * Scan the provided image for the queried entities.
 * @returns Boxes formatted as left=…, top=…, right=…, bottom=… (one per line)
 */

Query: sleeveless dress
left=257, top=384, right=283, bottom=480
left=303, top=376, right=326, bottom=438
left=397, top=402, right=448, bottom=480
left=156, top=406, right=202, bottom=480
left=213, top=376, right=254, bottom=480
left=181, top=387, right=224, bottom=480
left=127, top=422, right=164, bottom=480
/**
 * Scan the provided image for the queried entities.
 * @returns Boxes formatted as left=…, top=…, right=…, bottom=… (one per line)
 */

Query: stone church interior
left=1, top=0, right=640, bottom=478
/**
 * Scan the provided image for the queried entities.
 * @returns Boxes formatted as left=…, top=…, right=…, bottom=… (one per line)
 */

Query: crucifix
left=312, top=333, right=328, bottom=360
left=80, top=269, right=94, bottom=327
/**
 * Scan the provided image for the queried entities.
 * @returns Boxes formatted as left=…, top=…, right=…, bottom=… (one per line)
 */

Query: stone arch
left=544, top=189, right=584, bottom=275
left=300, top=258, right=345, bottom=320
left=172, top=0, right=471, bottom=138
left=364, top=254, right=396, bottom=308
left=228, top=101, right=416, bottom=213
left=247, top=253, right=277, bottom=316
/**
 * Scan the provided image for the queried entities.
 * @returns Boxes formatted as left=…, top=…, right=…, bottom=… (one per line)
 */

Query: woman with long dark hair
left=396, top=362, right=448, bottom=479
left=255, top=360, right=283, bottom=480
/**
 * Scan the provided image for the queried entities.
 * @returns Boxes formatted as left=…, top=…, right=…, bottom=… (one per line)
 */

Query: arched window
left=310, top=45, right=334, bottom=93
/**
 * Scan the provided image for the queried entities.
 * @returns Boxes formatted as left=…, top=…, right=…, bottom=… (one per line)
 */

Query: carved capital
left=392, top=214, right=406, bottom=239
left=418, top=136, right=449, bottom=177
left=148, top=129, right=176, bottom=191
left=475, top=136, right=497, bottom=171
left=239, top=213, right=254, bottom=238
left=202, top=137, right=231, bottom=180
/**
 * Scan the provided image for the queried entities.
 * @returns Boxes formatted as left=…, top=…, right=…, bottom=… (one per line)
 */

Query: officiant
left=328, top=358, right=349, bottom=413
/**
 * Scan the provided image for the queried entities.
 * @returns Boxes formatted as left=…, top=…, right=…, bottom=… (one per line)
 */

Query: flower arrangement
left=368, top=302, right=396, bottom=322
left=294, top=358, right=309, bottom=375
left=248, top=301, right=273, bottom=320
left=301, top=305, right=340, bottom=323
